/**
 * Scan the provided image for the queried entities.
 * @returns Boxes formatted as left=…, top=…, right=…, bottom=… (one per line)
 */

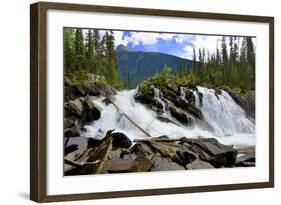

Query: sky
left=85, top=29, right=256, bottom=60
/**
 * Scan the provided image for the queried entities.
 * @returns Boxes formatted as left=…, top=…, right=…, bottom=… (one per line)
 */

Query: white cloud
left=112, top=32, right=178, bottom=48
left=174, top=34, right=194, bottom=44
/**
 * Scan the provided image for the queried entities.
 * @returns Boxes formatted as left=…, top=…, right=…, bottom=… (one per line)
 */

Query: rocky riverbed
left=63, top=77, right=255, bottom=175
left=64, top=131, right=255, bottom=175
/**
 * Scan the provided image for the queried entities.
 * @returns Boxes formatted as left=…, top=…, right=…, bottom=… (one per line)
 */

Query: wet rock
left=176, top=145, right=198, bottom=165
left=186, top=159, right=214, bottom=170
left=236, top=153, right=255, bottom=167
left=151, top=156, right=185, bottom=171
left=184, top=89, right=195, bottom=102
left=166, top=80, right=179, bottom=94
left=64, top=126, right=81, bottom=138
left=170, top=106, right=192, bottom=124
left=81, top=96, right=101, bottom=123
left=110, top=132, right=132, bottom=149
left=87, top=137, right=102, bottom=148
left=175, top=100, right=202, bottom=120
left=65, top=144, right=78, bottom=156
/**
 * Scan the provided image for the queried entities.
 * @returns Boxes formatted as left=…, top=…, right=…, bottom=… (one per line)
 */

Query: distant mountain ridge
left=116, top=44, right=193, bottom=88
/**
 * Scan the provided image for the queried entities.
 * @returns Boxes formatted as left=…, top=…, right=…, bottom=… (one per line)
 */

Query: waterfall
left=194, top=86, right=255, bottom=137
left=150, top=85, right=166, bottom=111
left=180, top=87, right=187, bottom=102
left=83, top=87, right=255, bottom=148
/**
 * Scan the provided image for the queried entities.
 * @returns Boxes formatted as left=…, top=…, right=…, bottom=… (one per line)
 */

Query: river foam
left=84, top=87, right=255, bottom=148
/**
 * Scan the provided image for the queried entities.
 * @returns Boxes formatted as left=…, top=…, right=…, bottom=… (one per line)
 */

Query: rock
left=148, top=140, right=180, bottom=160
left=107, top=149, right=123, bottom=160
left=175, top=100, right=203, bottom=120
left=64, top=118, right=75, bottom=129
left=64, top=144, right=78, bottom=156
left=132, top=156, right=154, bottom=172
left=123, top=153, right=137, bottom=161
left=81, top=96, right=101, bottom=123
left=64, top=126, right=80, bottom=138
left=186, top=159, right=214, bottom=170
left=176, top=145, right=198, bottom=165
left=102, top=158, right=134, bottom=173
left=87, top=137, right=102, bottom=148
left=166, top=80, right=179, bottom=94
left=130, top=142, right=155, bottom=156
left=180, top=138, right=237, bottom=167
left=64, top=82, right=116, bottom=101
left=237, top=146, right=255, bottom=155
left=64, top=96, right=101, bottom=125
left=181, top=88, right=195, bottom=103
left=151, top=156, right=185, bottom=171
left=69, top=98, right=84, bottom=116
left=185, top=103, right=203, bottom=119
left=110, top=132, right=132, bottom=149
left=83, top=82, right=117, bottom=98
left=236, top=153, right=255, bottom=167
left=170, top=106, right=192, bottom=124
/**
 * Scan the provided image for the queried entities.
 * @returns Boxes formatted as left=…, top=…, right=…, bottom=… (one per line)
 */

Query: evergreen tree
left=74, top=28, right=85, bottom=70
left=221, top=36, right=228, bottom=84
left=63, top=28, right=75, bottom=74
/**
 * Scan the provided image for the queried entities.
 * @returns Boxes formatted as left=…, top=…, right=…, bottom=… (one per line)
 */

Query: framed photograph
left=30, top=1, right=274, bottom=202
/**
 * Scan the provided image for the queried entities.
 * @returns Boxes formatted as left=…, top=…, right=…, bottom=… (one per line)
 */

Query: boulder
left=151, top=156, right=185, bottom=171
left=176, top=145, right=198, bottom=165
left=83, top=82, right=117, bottom=98
left=236, top=153, right=255, bottom=167
left=170, top=106, right=192, bottom=124
left=64, top=126, right=80, bottom=138
left=132, top=155, right=154, bottom=172
left=175, top=100, right=202, bottom=120
left=130, top=142, right=155, bottom=156
left=107, top=149, right=123, bottom=160
left=184, top=89, right=195, bottom=103
left=186, top=159, right=214, bottom=170
left=81, top=96, right=101, bottom=123
left=180, top=138, right=237, bottom=167
left=64, top=96, right=101, bottom=126
left=64, top=118, right=75, bottom=129
left=166, top=80, right=179, bottom=94
left=68, top=98, right=84, bottom=116
left=110, top=132, right=132, bottom=149
left=87, top=137, right=102, bottom=148
left=102, top=158, right=134, bottom=173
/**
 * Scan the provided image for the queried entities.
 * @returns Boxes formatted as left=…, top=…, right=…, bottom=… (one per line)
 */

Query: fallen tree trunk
left=107, top=97, right=152, bottom=138
left=134, top=138, right=182, bottom=143
left=64, top=158, right=101, bottom=168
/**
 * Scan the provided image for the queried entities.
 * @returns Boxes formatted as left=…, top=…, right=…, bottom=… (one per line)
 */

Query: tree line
left=177, top=36, right=255, bottom=90
left=64, top=28, right=119, bottom=87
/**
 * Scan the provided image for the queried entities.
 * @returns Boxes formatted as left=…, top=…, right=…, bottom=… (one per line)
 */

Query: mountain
left=116, top=44, right=193, bottom=88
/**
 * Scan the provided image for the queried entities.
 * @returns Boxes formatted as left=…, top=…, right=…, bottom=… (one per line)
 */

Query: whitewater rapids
left=84, top=86, right=255, bottom=148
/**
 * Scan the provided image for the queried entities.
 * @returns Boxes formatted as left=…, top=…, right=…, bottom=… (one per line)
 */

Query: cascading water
left=194, top=86, right=255, bottom=136
left=83, top=86, right=255, bottom=148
